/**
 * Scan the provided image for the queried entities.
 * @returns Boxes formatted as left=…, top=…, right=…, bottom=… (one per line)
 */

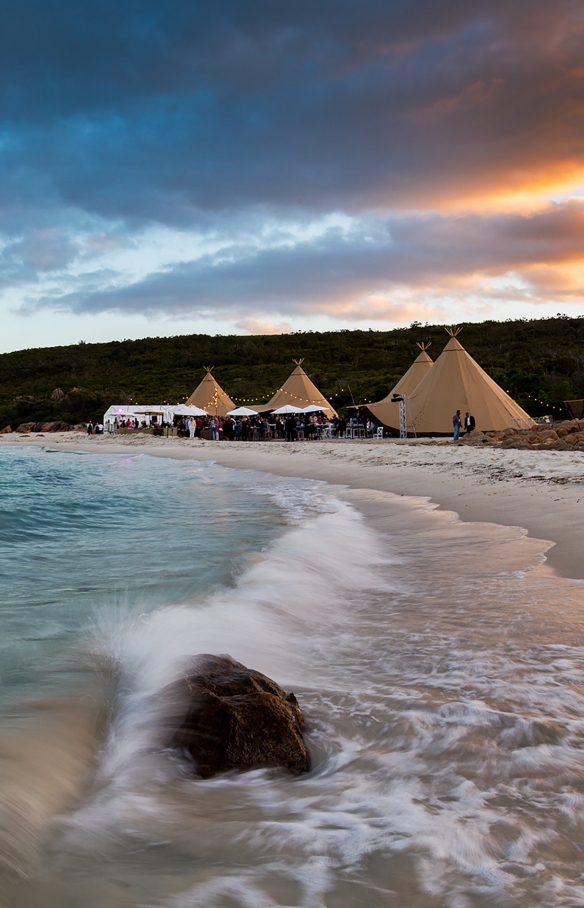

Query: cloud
left=18, top=201, right=584, bottom=323
left=1, top=1, right=584, bottom=226
left=1, top=1, right=584, bottom=343
left=2, top=228, right=79, bottom=272
left=235, top=318, right=293, bottom=335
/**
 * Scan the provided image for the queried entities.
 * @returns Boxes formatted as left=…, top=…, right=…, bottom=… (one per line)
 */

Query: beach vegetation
left=0, top=316, right=583, bottom=427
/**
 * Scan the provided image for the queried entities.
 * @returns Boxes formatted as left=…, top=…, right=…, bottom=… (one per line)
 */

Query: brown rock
left=501, top=436, right=526, bottom=448
left=565, top=434, right=581, bottom=446
left=16, top=422, right=35, bottom=433
left=462, top=431, right=487, bottom=445
left=556, top=427, right=569, bottom=438
left=50, top=388, right=65, bottom=400
left=0, top=425, right=12, bottom=434
left=25, top=421, right=71, bottom=433
left=37, top=421, right=70, bottom=432
left=168, top=655, right=310, bottom=779
left=537, top=430, right=558, bottom=441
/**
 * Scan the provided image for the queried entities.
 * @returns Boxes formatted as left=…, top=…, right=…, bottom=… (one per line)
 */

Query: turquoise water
left=2, top=446, right=584, bottom=907
left=0, top=448, right=286, bottom=697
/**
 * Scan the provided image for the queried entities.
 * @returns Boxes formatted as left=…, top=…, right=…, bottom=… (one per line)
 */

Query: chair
left=375, top=426, right=384, bottom=440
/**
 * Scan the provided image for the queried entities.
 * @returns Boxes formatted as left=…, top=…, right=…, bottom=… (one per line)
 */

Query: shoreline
left=2, top=432, right=583, bottom=580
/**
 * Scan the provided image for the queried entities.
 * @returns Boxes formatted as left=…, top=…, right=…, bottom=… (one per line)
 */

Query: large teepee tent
left=367, top=343, right=433, bottom=428
left=255, top=360, right=338, bottom=417
left=406, top=329, right=535, bottom=434
left=186, top=368, right=235, bottom=417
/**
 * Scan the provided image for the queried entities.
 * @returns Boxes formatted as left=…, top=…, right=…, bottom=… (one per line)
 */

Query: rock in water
left=169, top=654, right=310, bottom=778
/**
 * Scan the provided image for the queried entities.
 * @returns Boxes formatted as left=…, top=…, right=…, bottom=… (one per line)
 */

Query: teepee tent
left=366, top=343, right=433, bottom=428
left=406, top=329, right=535, bottom=435
left=186, top=368, right=235, bottom=417
left=254, top=360, right=338, bottom=418
left=565, top=399, right=584, bottom=419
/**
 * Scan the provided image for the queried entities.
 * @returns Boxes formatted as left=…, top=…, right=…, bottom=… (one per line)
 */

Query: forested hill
left=1, top=316, right=583, bottom=427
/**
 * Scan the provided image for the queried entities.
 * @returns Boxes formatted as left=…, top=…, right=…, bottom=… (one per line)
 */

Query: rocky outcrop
left=0, top=425, right=12, bottom=434
left=50, top=388, right=65, bottom=400
left=168, top=655, right=310, bottom=779
left=15, top=421, right=71, bottom=433
left=36, top=421, right=70, bottom=432
left=458, top=419, right=584, bottom=452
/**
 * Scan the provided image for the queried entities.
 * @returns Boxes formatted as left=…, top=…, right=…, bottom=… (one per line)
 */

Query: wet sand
left=2, top=432, right=583, bottom=580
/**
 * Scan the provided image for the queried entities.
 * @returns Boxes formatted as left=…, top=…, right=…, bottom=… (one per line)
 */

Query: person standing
left=87, top=421, right=93, bottom=436
left=464, top=412, right=476, bottom=433
left=285, top=415, right=295, bottom=442
left=452, top=410, right=462, bottom=441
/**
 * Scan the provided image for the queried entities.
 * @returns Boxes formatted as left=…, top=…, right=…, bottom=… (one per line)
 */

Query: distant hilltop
left=0, top=316, right=582, bottom=429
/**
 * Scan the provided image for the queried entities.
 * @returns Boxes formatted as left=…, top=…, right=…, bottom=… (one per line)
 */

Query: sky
left=1, top=0, right=584, bottom=353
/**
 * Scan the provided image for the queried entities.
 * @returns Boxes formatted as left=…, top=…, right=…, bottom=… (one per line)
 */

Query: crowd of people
left=104, top=410, right=380, bottom=441
left=100, top=409, right=390, bottom=441
left=171, top=411, right=354, bottom=441
left=112, top=417, right=148, bottom=431
left=100, top=409, right=479, bottom=441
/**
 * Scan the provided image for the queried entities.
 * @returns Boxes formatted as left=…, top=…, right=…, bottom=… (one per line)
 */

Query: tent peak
left=253, top=360, right=337, bottom=417
left=186, top=369, right=234, bottom=415
left=292, top=358, right=305, bottom=367
left=416, top=341, right=431, bottom=351
left=445, top=326, right=463, bottom=338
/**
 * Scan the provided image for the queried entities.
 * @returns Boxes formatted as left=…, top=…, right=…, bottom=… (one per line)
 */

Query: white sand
left=3, top=431, right=583, bottom=580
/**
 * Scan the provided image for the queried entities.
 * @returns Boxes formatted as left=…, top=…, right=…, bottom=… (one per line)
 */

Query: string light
left=516, top=392, right=566, bottom=413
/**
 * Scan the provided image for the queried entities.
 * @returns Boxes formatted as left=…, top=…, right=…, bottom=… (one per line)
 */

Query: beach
left=3, top=431, right=583, bottom=579
left=1, top=435, right=584, bottom=907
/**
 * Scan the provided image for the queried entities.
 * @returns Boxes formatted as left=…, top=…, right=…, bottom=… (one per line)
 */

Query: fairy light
left=513, top=391, right=566, bottom=413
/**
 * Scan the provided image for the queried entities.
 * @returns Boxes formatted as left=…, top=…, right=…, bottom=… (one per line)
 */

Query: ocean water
left=1, top=446, right=584, bottom=907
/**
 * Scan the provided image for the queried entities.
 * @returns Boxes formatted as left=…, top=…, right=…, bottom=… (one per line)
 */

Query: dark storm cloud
left=31, top=201, right=584, bottom=318
left=1, top=0, right=584, bottom=225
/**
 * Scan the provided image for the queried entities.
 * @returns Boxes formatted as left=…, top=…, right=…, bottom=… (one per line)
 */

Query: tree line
left=1, top=316, right=583, bottom=428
